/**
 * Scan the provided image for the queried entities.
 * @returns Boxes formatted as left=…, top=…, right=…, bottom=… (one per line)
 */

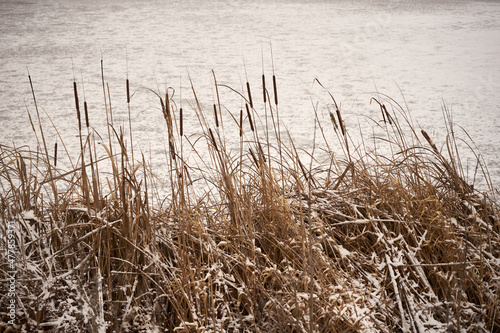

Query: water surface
left=1, top=0, right=499, bottom=188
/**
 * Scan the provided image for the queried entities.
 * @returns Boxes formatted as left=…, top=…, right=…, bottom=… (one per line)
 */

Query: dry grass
left=0, top=67, right=499, bottom=333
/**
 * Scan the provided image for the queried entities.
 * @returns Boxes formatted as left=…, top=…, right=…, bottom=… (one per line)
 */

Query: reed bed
left=0, top=66, right=499, bottom=333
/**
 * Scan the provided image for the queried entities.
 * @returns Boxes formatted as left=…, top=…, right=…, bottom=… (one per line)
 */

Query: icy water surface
left=1, top=0, right=499, bottom=188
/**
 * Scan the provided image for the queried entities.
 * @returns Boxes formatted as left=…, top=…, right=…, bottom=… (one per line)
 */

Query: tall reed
left=1, top=64, right=498, bottom=333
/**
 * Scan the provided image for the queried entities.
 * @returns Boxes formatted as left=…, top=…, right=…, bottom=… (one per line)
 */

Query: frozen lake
left=1, top=0, right=499, bottom=189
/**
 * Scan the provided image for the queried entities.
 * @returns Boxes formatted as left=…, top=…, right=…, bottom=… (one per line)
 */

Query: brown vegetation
left=0, top=68, right=499, bottom=332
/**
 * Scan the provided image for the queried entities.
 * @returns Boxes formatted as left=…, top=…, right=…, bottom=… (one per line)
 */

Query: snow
left=336, top=244, right=352, bottom=259
left=21, top=210, right=37, bottom=221
left=1, top=1, right=499, bottom=332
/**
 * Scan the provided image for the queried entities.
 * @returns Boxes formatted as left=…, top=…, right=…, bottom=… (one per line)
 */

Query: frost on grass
left=0, top=76, right=499, bottom=332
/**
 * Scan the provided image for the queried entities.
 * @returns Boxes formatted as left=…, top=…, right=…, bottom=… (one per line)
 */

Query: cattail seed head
left=382, top=105, right=392, bottom=125
left=54, top=142, right=57, bottom=166
left=84, top=101, right=89, bottom=128
left=209, top=128, right=218, bottom=152
left=246, top=104, right=254, bottom=132
left=246, top=82, right=253, bottom=109
left=73, top=81, right=81, bottom=131
left=126, top=79, right=130, bottom=103
left=336, top=108, right=345, bottom=136
left=213, top=104, right=219, bottom=128
left=180, top=107, right=183, bottom=137
left=421, top=130, right=438, bottom=153
left=249, top=148, right=259, bottom=166
left=273, top=75, right=278, bottom=105
left=262, top=74, right=266, bottom=104
left=329, top=110, right=338, bottom=131
left=239, top=109, right=243, bottom=137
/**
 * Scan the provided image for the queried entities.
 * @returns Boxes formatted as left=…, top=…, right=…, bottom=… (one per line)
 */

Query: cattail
left=73, top=81, right=81, bottom=131
left=382, top=104, right=392, bottom=125
left=54, top=142, right=57, bottom=166
left=180, top=107, right=183, bottom=136
left=73, top=81, right=79, bottom=110
left=421, top=130, right=438, bottom=154
left=262, top=74, right=266, bottom=103
left=84, top=101, right=89, bottom=128
left=273, top=75, right=278, bottom=105
left=336, top=108, right=345, bottom=136
left=209, top=128, right=218, bottom=152
left=213, top=104, right=219, bottom=128
left=165, top=92, right=172, bottom=130
left=239, top=109, right=243, bottom=137
left=249, top=148, right=259, bottom=166
left=126, top=79, right=130, bottom=103
left=329, top=110, right=338, bottom=131
left=381, top=105, right=387, bottom=124
left=246, top=104, right=254, bottom=132
left=246, top=82, right=253, bottom=109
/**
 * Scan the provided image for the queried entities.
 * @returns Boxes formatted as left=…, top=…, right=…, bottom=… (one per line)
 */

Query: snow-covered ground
left=1, top=0, right=499, bottom=189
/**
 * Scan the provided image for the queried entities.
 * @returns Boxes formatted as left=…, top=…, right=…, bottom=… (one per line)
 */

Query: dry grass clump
left=0, top=67, right=499, bottom=332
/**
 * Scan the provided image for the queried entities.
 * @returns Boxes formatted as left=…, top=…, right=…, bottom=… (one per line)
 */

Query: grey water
left=1, top=0, right=499, bottom=189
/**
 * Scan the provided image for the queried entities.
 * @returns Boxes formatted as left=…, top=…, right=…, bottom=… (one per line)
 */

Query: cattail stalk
left=180, top=107, right=183, bottom=137
left=74, top=81, right=81, bottom=132
left=239, top=109, right=244, bottom=180
left=73, top=80, right=83, bottom=152
left=212, top=70, right=222, bottom=128
left=261, top=43, right=267, bottom=104
left=270, top=42, right=279, bottom=106
left=180, top=75, right=184, bottom=137
left=74, top=80, right=89, bottom=205
left=127, top=78, right=134, bottom=162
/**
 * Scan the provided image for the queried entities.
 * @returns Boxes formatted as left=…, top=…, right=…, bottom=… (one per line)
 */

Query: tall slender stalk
left=27, top=70, right=58, bottom=208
